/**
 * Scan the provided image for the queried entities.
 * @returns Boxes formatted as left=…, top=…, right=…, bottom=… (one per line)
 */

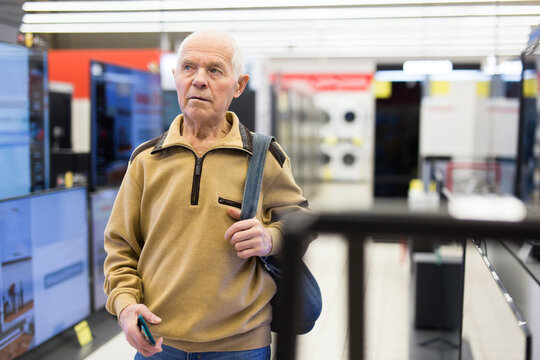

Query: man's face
left=174, top=35, right=246, bottom=124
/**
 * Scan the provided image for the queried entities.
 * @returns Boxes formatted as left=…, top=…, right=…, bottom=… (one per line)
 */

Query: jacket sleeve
left=103, top=162, right=144, bottom=316
left=260, top=146, right=314, bottom=256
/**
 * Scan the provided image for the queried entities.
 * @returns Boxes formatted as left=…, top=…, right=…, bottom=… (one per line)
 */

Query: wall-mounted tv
left=0, top=42, right=49, bottom=199
left=0, top=187, right=90, bottom=359
left=90, top=60, right=162, bottom=189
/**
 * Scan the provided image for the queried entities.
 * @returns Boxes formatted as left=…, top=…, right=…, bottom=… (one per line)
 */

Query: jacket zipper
left=191, top=156, right=203, bottom=205
left=188, top=146, right=251, bottom=206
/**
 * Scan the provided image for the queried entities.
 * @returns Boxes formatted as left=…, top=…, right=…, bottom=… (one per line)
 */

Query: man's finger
left=227, top=207, right=242, bottom=220
left=224, top=214, right=254, bottom=241
left=140, top=309, right=162, bottom=325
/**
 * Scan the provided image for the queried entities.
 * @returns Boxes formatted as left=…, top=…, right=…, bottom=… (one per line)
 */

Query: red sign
left=272, top=73, right=373, bottom=92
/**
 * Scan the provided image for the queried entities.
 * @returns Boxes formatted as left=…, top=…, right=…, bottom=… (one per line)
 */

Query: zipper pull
left=195, top=157, right=202, bottom=175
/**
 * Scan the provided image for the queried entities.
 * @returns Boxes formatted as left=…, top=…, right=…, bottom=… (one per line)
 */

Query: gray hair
left=177, top=30, right=244, bottom=80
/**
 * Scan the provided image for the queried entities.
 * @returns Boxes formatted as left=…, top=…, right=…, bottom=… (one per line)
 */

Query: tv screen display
left=0, top=187, right=90, bottom=359
left=90, top=61, right=162, bottom=189
left=0, top=43, right=49, bottom=199
left=461, top=239, right=532, bottom=360
left=89, top=186, right=119, bottom=312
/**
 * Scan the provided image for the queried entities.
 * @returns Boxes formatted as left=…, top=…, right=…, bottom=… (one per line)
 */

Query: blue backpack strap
left=240, top=132, right=322, bottom=334
left=240, top=133, right=274, bottom=220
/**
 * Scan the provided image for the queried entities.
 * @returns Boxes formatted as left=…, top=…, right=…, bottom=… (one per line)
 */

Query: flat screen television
left=461, top=239, right=532, bottom=360
left=0, top=42, right=49, bottom=199
left=89, top=186, right=119, bottom=312
left=0, top=187, right=90, bottom=359
left=90, top=60, right=162, bottom=189
left=515, top=25, right=540, bottom=204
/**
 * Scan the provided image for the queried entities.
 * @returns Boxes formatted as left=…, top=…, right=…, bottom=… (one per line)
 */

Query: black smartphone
left=137, top=315, right=156, bottom=346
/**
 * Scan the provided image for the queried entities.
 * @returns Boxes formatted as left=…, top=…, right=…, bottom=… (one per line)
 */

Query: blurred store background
left=1, top=1, right=540, bottom=360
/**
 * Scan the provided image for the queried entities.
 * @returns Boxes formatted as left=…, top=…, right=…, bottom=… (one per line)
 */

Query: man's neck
left=181, top=115, right=231, bottom=156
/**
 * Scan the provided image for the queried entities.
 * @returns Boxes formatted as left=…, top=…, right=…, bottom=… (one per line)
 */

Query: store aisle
left=87, top=182, right=411, bottom=360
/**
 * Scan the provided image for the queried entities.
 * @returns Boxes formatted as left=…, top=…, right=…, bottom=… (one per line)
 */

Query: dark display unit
left=90, top=61, right=162, bottom=189
left=0, top=187, right=90, bottom=359
left=374, top=81, right=421, bottom=197
left=229, top=88, right=256, bottom=131
left=48, top=87, right=72, bottom=151
left=48, top=83, right=92, bottom=188
left=0, top=42, right=49, bottom=199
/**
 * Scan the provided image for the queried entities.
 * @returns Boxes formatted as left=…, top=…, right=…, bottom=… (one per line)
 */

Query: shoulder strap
left=240, top=133, right=274, bottom=220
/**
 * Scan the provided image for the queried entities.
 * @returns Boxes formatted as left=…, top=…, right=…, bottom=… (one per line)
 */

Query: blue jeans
left=134, top=345, right=271, bottom=360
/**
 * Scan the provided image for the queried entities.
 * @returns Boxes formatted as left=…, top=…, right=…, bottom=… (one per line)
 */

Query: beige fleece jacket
left=103, top=112, right=310, bottom=352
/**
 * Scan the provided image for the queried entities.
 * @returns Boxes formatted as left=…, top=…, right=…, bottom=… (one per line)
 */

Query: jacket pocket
left=218, top=197, right=242, bottom=209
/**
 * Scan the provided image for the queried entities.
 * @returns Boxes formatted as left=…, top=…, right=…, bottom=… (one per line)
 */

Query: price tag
left=375, top=81, right=392, bottom=99
left=430, top=81, right=450, bottom=96
left=74, top=320, right=93, bottom=347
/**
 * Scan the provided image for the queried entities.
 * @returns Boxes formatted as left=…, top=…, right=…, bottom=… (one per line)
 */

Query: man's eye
left=184, top=65, right=192, bottom=71
left=210, top=68, right=221, bottom=74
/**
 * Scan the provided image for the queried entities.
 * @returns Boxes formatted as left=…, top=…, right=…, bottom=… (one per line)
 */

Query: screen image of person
left=0, top=197, right=34, bottom=359
left=0, top=188, right=90, bottom=359
left=103, top=30, right=313, bottom=359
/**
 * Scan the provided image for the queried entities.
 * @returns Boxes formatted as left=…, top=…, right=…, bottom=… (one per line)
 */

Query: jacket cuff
left=267, top=226, right=283, bottom=256
left=114, top=293, right=138, bottom=317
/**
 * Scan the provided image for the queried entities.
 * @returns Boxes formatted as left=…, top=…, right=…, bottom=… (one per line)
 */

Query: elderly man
left=103, top=30, right=311, bottom=359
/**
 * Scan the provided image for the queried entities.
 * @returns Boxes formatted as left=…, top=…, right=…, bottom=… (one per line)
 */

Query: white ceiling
left=20, top=0, right=540, bottom=61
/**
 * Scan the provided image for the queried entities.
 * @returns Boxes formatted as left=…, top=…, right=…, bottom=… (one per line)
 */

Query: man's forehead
left=181, top=46, right=232, bottom=67
left=182, top=35, right=233, bottom=59
left=181, top=50, right=229, bottom=64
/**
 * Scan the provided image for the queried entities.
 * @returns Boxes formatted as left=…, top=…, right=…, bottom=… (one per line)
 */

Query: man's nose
left=192, top=68, right=208, bottom=87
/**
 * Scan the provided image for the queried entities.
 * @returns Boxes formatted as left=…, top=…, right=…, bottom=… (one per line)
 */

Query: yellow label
left=430, top=81, right=450, bottom=96
left=65, top=171, right=74, bottom=188
left=74, top=320, right=93, bottom=347
left=524, top=78, right=538, bottom=98
left=409, top=179, right=424, bottom=192
left=277, top=92, right=289, bottom=112
left=324, top=136, right=338, bottom=146
left=322, top=166, right=333, bottom=181
left=25, top=33, right=33, bottom=48
left=476, top=81, right=490, bottom=98
left=374, top=81, right=392, bottom=99
left=352, top=137, right=364, bottom=146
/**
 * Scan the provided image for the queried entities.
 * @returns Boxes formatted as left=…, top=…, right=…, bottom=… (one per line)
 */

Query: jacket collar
left=151, top=111, right=253, bottom=155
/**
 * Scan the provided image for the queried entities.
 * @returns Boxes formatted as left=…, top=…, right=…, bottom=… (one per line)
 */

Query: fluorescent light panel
left=20, top=1, right=537, bottom=59
left=22, top=0, right=540, bottom=12
left=403, top=60, right=453, bottom=74
left=20, top=16, right=537, bottom=34
left=22, top=5, right=540, bottom=24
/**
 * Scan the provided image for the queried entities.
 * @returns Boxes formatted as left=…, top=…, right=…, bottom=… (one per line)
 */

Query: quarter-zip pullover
left=104, top=112, right=310, bottom=352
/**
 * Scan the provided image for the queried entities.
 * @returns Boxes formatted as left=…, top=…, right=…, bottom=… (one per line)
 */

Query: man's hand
left=118, top=304, right=163, bottom=357
left=224, top=208, right=272, bottom=258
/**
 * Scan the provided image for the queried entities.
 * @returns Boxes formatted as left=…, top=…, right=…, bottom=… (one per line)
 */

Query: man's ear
left=171, top=68, right=175, bottom=77
left=233, top=74, right=250, bottom=98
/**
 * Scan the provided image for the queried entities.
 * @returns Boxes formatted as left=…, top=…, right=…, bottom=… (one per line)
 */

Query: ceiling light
left=21, top=0, right=540, bottom=12
left=22, top=5, right=540, bottom=24
left=403, top=60, right=453, bottom=74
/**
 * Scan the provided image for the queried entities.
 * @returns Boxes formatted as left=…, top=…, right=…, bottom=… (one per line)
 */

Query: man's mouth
left=189, top=96, right=209, bottom=102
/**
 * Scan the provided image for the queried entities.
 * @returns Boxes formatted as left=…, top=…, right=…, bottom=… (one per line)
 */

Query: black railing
left=274, top=201, right=540, bottom=359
